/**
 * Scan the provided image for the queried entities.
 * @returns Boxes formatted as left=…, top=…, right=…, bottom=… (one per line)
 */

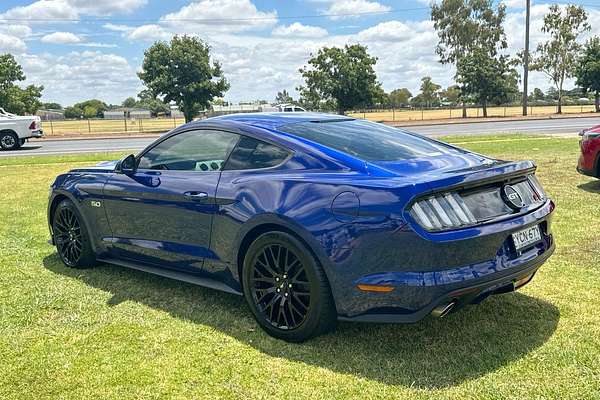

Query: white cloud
left=0, top=0, right=148, bottom=23
left=0, top=34, right=27, bottom=54
left=17, top=51, right=141, bottom=105
left=326, top=0, right=391, bottom=19
left=126, top=25, right=172, bottom=41
left=357, top=20, right=434, bottom=42
left=103, top=23, right=133, bottom=32
left=503, top=0, right=525, bottom=9
left=0, top=24, right=33, bottom=37
left=41, top=31, right=83, bottom=44
left=272, top=23, right=328, bottom=38
left=160, top=0, right=278, bottom=33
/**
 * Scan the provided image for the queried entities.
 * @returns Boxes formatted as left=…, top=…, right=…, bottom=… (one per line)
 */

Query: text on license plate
left=512, top=225, right=542, bottom=251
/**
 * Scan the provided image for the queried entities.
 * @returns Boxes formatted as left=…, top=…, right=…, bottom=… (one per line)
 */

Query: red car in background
left=578, top=124, right=600, bottom=178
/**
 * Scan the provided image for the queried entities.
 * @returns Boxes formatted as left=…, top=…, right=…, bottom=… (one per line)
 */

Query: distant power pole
left=522, top=0, right=531, bottom=116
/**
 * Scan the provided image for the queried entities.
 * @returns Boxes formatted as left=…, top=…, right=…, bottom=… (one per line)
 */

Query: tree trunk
left=557, top=96, right=562, bottom=114
left=482, top=100, right=488, bottom=118
left=595, top=92, right=599, bottom=113
left=337, top=108, right=345, bottom=116
left=462, top=102, right=467, bottom=118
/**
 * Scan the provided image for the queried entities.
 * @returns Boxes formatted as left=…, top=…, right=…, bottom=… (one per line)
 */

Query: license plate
left=512, top=225, right=542, bottom=251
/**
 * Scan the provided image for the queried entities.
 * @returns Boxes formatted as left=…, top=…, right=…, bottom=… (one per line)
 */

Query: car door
left=102, top=129, right=240, bottom=272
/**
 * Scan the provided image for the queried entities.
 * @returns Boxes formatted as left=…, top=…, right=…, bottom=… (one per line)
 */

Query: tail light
left=410, top=192, right=477, bottom=231
left=29, top=121, right=37, bottom=130
left=409, top=174, right=547, bottom=232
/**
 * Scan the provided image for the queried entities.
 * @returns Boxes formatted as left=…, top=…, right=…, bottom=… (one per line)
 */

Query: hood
left=70, top=160, right=119, bottom=173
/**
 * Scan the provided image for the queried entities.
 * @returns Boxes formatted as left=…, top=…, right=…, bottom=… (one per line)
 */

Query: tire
left=0, top=132, right=20, bottom=150
left=52, top=199, right=96, bottom=268
left=242, top=231, right=337, bottom=342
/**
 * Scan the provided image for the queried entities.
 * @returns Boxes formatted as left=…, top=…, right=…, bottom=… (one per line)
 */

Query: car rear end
left=577, top=125, right=600, bottom=178
left=337, top=160, right=555, bottom=322
left=23, top=116, right=43, bottom=139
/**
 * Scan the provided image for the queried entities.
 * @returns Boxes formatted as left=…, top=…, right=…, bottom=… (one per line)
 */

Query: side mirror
left=117, top=154, right=137, bottom=174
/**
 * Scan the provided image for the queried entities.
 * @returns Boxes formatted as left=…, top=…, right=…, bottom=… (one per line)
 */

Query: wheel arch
left=48, top=191, right=99, bottom=253
left=234, top=216, right=334, bottom=295
left=0, top=129, right=18, bottom=136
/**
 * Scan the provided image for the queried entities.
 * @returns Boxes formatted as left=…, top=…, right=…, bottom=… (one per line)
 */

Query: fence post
left=140, top=118, right=143, bottom=133
left=173, top=116, right=176, bottom=128
left=123, top=112, right=128, bottom=133
left=421, top=107, right=424, bottom=121
left=392, top=108, right=395, bottom=121
left=87, top=119, right=91, bottom=133
left=49, top=119, right=54, bottom=135
left=504, top=107, right=507, bottom=117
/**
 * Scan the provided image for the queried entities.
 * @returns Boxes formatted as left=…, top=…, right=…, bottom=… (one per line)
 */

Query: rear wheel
left=0, top=132, right=20, bottom=150
left=242, top=231, right=337, bottom=342
left=52, top=199, right=96, bottom=268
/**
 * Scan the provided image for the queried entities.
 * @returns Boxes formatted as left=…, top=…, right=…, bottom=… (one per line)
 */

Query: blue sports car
left=48, top=113, right=555, bottom=341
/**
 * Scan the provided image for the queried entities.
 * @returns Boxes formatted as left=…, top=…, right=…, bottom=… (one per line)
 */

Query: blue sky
left=0, top=0, right=599, bottom=106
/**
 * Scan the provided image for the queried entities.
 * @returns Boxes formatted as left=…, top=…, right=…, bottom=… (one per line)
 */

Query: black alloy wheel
left=242, top=231, right=337, bottom=342
left=52, top=199, right=96, bottom=268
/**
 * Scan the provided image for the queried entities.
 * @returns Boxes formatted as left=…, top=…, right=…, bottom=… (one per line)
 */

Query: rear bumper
left=30, top=129, right=44, bottom=138
left=339, top=240, right=554, bottom=323
left=577, top=165, right=597, bottom=178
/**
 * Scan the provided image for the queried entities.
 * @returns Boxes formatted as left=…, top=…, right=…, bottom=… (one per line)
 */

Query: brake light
left=29, top=121, right=37, bottom=130
left=410, top=192, right=477, bottom=231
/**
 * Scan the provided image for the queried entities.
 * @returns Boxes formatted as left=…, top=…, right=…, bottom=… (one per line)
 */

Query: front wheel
left=52, top=199, right=96, bottom=268
left=242, top=231, right=337, bottom=342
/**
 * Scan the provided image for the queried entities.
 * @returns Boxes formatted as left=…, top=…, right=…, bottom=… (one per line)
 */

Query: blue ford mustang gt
left=48, top=113, right=555, bottom=341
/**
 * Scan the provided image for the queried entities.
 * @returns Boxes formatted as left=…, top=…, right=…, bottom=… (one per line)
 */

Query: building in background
left=104, top=108, right=151, bottom=120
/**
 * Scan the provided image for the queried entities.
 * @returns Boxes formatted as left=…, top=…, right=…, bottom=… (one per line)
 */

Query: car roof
left=206, top=112, right=354, bottom=131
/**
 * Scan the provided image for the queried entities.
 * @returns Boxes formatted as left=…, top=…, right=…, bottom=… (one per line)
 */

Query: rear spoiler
left=424, top=160, right=537, bottom=195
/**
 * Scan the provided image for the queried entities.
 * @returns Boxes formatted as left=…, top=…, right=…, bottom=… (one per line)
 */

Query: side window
left=223, top=136, right=290, bottom=171
left=138, top=130, right=239, bottom=171
left=284, top=107, right=294, bottom=112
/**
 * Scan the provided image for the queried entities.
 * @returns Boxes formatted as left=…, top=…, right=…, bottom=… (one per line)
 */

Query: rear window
left=224, top=136, right=290, bottom=170
left=279, top=119, right=455, bottom=161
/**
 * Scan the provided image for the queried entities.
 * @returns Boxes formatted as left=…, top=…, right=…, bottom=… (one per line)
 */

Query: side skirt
left=97, top=257, right=243, bottom=296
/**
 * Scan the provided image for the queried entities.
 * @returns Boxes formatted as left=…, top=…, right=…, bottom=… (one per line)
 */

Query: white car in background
left=0, top=108, right=43, bottom=150
left=259, top=104, right=307, bottom=112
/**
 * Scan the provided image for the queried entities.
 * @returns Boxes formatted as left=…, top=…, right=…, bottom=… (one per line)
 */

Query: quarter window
left=224, top=136, right=290, bottom=170
left=138, top=130, right=239, bottom=171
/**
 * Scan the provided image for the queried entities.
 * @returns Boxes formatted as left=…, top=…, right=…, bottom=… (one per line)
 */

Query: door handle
left=184, top=191, right=209, bottom=202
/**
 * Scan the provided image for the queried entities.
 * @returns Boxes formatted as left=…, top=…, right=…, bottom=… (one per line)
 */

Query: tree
left=298, top=44, right=383, bottom=114
left=275, top=90, right=293, bottom=104
left=388, top=88, right=412, bottom=107
left=531, top=4, right=590, bottom=114
left=419, top=76, right=441, bottom=108
left=431, top=0, right=507, bottom=117
left=531, top=88, right=545, bottom=101
left=138, top=35, right=229, bottom=122
left=64, top=106, right=83, bottom=119
left=42, top=102, right=62, bottom=110
left=122, top=97, right=137, bottom=108
left=575, top=37, right=600, bottom=112
left=83, top=105, right=98, bottom=119
left=440, top=85, right=461, bottom=105
left=0, top=54, right=44, bottom=115
left=457, top=48, right=519, bottom=117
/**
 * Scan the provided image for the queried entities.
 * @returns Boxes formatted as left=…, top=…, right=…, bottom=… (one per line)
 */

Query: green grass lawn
left=1, top=135, right=600, bottom=399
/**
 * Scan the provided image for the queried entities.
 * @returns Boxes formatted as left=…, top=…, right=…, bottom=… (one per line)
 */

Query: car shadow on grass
left=578, top=180, right=600, bottom=193
left=43, top=254, right=559, bottom=389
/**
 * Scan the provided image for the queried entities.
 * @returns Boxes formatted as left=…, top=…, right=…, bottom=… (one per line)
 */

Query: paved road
left=2, top=117, right=599, bottom=157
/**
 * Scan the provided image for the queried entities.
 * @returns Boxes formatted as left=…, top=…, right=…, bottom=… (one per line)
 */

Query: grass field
left=348, top=104, right=599, bottom=122
left=1, top=135, right=600, bottom=399
left=43, top=117, right=186, bottom=136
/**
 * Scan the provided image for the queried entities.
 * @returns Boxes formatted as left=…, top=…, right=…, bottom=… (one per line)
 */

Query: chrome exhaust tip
left=431, top=301, right=456, bottom=318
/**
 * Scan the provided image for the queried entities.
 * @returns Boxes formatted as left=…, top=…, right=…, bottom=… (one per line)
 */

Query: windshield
left=279, top=119, right=457, bottom=161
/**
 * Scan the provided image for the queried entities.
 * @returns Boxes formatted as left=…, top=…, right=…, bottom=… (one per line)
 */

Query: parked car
left=0, top=108, right=43, bottom=150
left=260, top=104, right=307, bottom=112
left=48, top=113, right=555, bottom=341
left=577, top=124, right=600, bottom=178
